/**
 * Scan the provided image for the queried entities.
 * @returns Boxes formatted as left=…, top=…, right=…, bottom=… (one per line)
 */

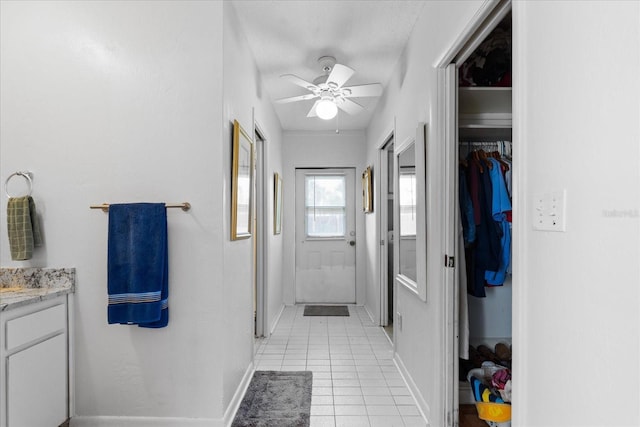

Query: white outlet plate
left=533, top=190, right=566, bottom=232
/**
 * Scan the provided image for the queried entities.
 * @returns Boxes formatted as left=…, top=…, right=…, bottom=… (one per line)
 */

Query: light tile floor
left=254, top=305, right=428, bottom=427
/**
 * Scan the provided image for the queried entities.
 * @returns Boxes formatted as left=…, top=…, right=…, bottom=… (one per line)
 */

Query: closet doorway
left=438, top=1, right=513, bottom=426
left=378, top=135, right=395, bottom=340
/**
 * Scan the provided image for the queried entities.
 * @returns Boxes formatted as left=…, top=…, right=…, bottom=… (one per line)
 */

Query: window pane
left=306, top=207, right=346, bottom=237
left=305, top=176, right=346, bottom=207
left=305, top=175, right=346, bottom=237
left=399, top=172, right=416, bottom=236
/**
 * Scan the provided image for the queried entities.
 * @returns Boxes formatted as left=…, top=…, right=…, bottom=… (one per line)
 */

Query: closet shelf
left=459, top=87, right=512, bottom=115
left=459, top=127, right=512, bottom=141
left=459, top=112, right=511, bottom=128
left=459, top=86, right=512, bottom=91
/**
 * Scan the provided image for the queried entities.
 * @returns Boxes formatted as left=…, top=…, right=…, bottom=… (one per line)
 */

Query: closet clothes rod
left=90, top=202, right=191, bottom=212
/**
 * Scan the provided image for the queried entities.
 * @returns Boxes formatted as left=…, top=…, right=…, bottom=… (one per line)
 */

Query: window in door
left=305, top=174, right=346, bottom=238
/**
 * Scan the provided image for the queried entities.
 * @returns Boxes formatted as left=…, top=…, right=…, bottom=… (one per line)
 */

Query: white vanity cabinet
left=1, top=297, right=69, bottom=427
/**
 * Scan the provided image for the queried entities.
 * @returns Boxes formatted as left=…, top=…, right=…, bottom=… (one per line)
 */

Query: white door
left=442, top=62, right=460, bottom=427
left=295, top=168, right=356, bottom=303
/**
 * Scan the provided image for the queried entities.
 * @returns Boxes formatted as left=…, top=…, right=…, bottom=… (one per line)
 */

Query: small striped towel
left=7, top=196, right=42, bottom=260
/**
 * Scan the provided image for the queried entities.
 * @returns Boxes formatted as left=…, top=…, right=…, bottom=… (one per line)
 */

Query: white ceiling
left=231, top=1, right=426, bottom=132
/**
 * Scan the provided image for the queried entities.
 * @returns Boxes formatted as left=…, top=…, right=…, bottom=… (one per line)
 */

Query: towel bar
left=5, top=171, right=33, bottom=198
left=90, top=202, right=191, bottom=212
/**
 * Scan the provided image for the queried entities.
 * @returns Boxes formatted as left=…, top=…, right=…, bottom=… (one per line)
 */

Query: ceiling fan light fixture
left=316, top=99, right=338, bottom=120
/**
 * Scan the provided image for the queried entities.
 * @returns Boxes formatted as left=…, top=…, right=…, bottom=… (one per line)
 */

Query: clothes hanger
left=471, top=151, right=484, bottom=173
left=491, top=150, right=510, bottom=171
left=478, top=149, right=493, bottom=169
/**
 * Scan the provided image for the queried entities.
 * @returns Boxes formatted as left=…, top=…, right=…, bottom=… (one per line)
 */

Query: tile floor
left=254, top=305, right=428, bottom=427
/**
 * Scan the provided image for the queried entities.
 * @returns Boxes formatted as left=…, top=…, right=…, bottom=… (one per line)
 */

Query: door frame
left=294, top=167, right=358, bottom=304
left=435, top=1, right=512, bottom=426
left=253, top=119, right=268, bottom=338
left=378, top=127, right=395, bottom=328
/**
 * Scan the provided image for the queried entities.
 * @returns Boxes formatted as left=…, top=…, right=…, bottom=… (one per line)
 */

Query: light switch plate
left=533, top=190, right=566, bottom=232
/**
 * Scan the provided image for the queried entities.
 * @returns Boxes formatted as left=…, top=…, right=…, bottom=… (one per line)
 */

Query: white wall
left=513, top=2, right=640, bottom=426
left=281, top=131, right=366, bottom=306
left=221, top=1, right=284, bottom=414
left=1, top=1, right=284, bottom=425
left=0, top=1, right=225, bottom=423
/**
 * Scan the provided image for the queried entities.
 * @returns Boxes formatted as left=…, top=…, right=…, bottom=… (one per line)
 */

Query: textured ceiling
left=231, top=1, right=426, bottom=132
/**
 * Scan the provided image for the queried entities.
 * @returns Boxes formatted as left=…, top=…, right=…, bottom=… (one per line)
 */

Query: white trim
left=67, top=293, right=75, bottom=421
left=440, top=63, right=459, bottom=427
left=362, top=303, right=376, bottom=325
left=510, top=2, right=525, bottom=425
left=269, top=303, right=286, bottom=335
left=70, top=416, right=222, bottom=427
left=253, top=117, right=269, bottom=338
left=223, top=362, right=256, bottom=427
left=434, top=0, right=508, bottom=68
left=376, top=125, right=395, bottom=328
left=394, top=353, right=430, bottom=425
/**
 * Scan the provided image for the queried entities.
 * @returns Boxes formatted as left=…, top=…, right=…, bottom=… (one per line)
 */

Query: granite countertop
left=0, top=268, right=75, bottom=311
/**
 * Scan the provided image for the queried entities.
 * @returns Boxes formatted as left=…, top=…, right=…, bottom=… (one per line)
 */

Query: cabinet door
left=7, top=334, right=67, bottom=427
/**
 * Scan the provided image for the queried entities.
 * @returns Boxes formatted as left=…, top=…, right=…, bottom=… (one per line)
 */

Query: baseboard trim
left=223, top=362, right=256, bottom=427
left=362, top=303, right=376, bottom=324
left=394, top=353, right=430, bottom=425
left=270, top=304, right=286, bottom=335
left=69, top=416, right=221, bottom=427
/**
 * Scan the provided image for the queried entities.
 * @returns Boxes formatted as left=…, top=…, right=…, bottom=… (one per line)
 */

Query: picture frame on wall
left=362, top=166, right=373, bottom=213
left=231, top=119, right=254, bottom=240
left=274, top=172, right=283, bottom=235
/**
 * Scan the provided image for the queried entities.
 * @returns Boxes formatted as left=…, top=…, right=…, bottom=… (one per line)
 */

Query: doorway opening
left=438, top=1, right=513, bottom=426
left=253, top=126, right=267, bottom=341
left=379, top=135, right=395, bottom=341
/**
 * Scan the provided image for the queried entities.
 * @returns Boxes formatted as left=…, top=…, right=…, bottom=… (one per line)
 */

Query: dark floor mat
left=232, top=371, right=312, bottom=427
left=303, top=305, right=350, bottom=316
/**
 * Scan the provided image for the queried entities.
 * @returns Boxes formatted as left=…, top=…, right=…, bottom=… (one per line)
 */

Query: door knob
left=348, top=240, right=356, bottom=246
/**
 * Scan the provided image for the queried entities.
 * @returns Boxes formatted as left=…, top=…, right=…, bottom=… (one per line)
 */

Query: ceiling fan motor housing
left=318, top=55, right=337, bottom=74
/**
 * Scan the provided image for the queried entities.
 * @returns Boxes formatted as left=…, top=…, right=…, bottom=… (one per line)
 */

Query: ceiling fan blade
left=281, top=74, right=319, bottom=91
left=327, top=64, right=355, bottom=88
left=336, top=98, right=365, bottom=115
left=307, top=100, right=320, bottom=117
left=342, top=83, right=383, bottom=98
left=275, top=93, right=318, bottom=104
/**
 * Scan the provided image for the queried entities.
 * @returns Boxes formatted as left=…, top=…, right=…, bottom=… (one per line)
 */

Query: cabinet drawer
left=6, top=303, right=66, bottom=351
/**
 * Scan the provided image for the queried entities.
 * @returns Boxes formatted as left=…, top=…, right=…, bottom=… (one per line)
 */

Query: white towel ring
left=5, top=171, right=33, bottom=198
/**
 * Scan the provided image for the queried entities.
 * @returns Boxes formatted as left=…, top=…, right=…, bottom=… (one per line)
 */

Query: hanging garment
left=458, top=211, right=470, bottom=360
left=470, top=159, right=501, bottom=297
left=459, top=169, right=476, bottom=245
left=485, top=158, right=512, bottom=286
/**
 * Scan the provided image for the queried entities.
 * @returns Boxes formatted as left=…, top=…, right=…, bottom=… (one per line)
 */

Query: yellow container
left=475, top=402, right=511, bottom=423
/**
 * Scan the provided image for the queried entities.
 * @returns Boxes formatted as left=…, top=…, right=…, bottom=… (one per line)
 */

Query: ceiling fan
left=275, top=56, right=383, bottom=120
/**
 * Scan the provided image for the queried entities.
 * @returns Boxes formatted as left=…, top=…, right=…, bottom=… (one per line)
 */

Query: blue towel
left=107, top=203, right=168, bottom=328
